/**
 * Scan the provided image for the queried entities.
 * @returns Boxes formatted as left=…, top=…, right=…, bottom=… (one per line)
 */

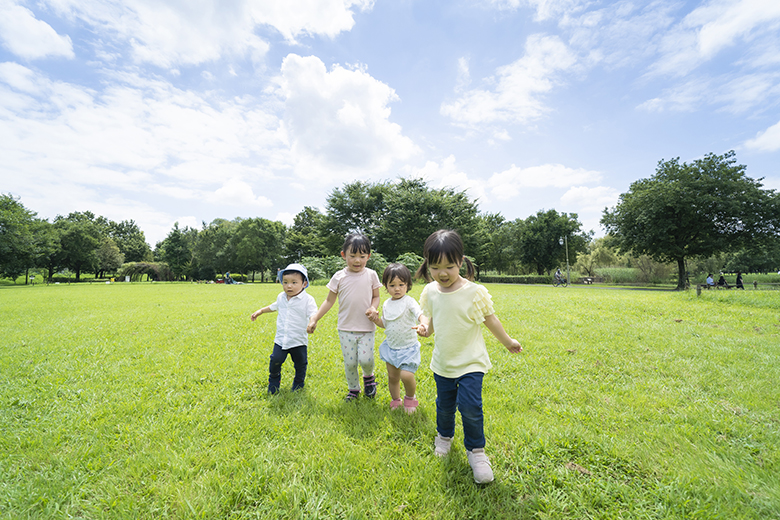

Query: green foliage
left=285, top=206, right=327, bottom=259
left=54, top=211, right=103, bottom=281
left=0, top=193, right=37, bottom=280
left=602, top=151, right=780, bottom=289
left=394, top=252, right=424, bottom=275
left=117, top=261, right=175, bottom=281
left=515, top=209, right=591, bottom=275
left=479, top=274, right=551, bottom=284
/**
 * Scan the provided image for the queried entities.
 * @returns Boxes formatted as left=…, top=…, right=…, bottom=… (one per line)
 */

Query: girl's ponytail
left=416, top=259, right=431, bottom=282
left=462, top=256, right=475, bottom=281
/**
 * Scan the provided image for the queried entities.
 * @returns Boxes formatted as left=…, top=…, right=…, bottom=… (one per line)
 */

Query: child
left=367, top=263, right=424, bottom=414
left=251, top=263, right=317, bottom=394
left=415, top=229, right=522, bottom=484
left=307, top=234, right=382, bottom=401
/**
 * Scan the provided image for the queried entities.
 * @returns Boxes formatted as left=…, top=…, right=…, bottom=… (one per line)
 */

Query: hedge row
left=479, top=275, right=551, bottom=284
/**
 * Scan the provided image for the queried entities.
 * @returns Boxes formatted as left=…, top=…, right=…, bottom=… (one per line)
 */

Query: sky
left=1, top=0, right=780, bottom=247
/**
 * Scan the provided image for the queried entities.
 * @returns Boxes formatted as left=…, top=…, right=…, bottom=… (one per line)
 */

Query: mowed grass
left=1, top=283, right=778, bottom=519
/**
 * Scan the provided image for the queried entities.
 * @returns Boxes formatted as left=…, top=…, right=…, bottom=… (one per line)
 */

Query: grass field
left=1, top=282, right=778, bottom=519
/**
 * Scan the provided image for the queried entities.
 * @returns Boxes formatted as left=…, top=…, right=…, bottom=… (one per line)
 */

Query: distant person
left=276, top=268, right=283, bottom=284
left=251, top=264, right=317, bottom=394
left=367, top=263, right=424, bottom=414
left=414, top=229, right=522, bottom=484
left=736, top=272, right=744, bottom=290
left=706, top=273, right=715, bottom=288
left=225, top=272, right=235, bottom=284
left=717, top=274, right=730, bottom=289
left=307, top=234, right=381, bottom=401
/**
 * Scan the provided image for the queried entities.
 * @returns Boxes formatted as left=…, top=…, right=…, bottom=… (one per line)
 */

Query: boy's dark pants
left=268, top=343, right=307, bottom=393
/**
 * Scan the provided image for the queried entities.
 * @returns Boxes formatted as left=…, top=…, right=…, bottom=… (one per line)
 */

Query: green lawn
left=1, top=283, right=778, bottom=519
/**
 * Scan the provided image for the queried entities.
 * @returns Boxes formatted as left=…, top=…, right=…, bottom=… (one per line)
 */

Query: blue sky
left=2, top=0, right=779, bottom=247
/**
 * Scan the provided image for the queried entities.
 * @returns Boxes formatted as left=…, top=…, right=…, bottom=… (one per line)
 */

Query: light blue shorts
left=379, top=340, right=421, bottom=373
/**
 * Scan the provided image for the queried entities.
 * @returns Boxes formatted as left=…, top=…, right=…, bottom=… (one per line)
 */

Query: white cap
left=283, top=263, right=309, bottom=284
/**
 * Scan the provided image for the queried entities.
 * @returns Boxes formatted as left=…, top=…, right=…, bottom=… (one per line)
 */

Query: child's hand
left=365, top=307, right=378, bottom=322
left=307, top=319, right=317, bottom=334
left=413, top=324, right=428, bottom=337
left=250, top=309, right=263, bottom=321
left=505, top=338, right=523, bottom=353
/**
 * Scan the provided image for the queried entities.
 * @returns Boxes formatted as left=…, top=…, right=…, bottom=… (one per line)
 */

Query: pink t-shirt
left=326, top=267, right=382, bottom=332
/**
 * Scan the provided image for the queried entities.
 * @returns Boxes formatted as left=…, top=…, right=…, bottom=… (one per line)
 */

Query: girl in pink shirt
left=308, top=234, right=381, bottom=401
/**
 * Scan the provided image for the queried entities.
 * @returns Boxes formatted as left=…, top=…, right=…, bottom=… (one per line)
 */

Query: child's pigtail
left=462, top=256, right=476, bottom=281
left=416, top=259, right=431, bottom=282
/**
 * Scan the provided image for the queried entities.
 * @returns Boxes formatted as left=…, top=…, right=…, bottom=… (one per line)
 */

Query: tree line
left=3, top=152, right=778, bottom=288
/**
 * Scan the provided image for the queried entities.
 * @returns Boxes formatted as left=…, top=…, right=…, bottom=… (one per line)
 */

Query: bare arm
left=307, top=291, right=337, bottom=333
left=250, top=306, right=273, bottom=321
left=484, top=314, right=522, bottom=353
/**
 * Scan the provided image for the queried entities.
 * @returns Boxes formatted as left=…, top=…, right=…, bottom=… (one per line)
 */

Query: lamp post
left=560, top=236, right=570, bottom=285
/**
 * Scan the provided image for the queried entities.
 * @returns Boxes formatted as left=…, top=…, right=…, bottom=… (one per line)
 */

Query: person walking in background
left=415, top=229, right=522, bottom=484
left=367, top=263, right=424, bottom=414
left=251, top=264, right=317, bottom=394
left=307, top=234, right=382, bottom=401
left=736, top=272, right=744, bottom=290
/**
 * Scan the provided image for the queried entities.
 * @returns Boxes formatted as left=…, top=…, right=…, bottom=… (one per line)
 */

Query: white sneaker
left=434, top=434, right=452, bottom=457
left=467, top=449, right=494, bottom=484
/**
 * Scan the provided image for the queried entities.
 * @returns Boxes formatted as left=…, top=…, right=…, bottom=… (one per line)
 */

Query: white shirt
left=269, top=289, right=318, bottom=349
left=381, top=295, right=422, bottom=350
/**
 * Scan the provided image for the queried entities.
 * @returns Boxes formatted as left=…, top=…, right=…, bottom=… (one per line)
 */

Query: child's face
left=429, top=257, right=462, bottom=289
left=282, top=273, right=306, bottom=299
left=386, top=276, right=408, bottom=300
left=342, top=248, right=370, bottom=273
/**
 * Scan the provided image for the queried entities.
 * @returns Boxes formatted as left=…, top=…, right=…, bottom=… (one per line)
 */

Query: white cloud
left=278, top=54, right=418, bottom=181
left=483, top=0, right=587, bottom=21
left=441, top=34, right=576, bottom=126
left=406, top=155, right=487, bottom=204
left=651, top=0, right=780, bottom=76
left=560, top=185, right=619, bottom=213
left=744, top=119, right=780, bottom=151
left=488, top=163, right=602, bottom=199
left=0, top=64, right=285, bottom=222
left=212, top=178, right=273, bottom=207
left=0, top=1, right=74, bottom=60
left=251, top=0, right=374, bottom=42
left=40, top=0, right=374, bottom=68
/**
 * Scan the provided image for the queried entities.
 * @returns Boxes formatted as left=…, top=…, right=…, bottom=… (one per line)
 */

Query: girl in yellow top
left=415, top=229, right=522, bottom=484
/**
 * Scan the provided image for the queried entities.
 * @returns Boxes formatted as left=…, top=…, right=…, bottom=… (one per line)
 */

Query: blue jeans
left=434, top=372, right=485, bottom=451
left=268, top=344, right=307, bottom=393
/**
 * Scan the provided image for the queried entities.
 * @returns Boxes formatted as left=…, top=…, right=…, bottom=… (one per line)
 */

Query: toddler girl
left=308, top=234, right=381, bottom=401
left=415, top=229, right=522, bottom=484
left=367, top=263, right=424, bottom=414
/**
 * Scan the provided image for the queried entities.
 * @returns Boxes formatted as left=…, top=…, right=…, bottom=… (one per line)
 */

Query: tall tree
left=232, top=217, right=285, bottom=282
left=54, top=212, right=103, bottom=281
left=157, top=222, right=196, bottom=280
left=285, top=206, right=326, bottom=260
left=0, top=194, right=36, bottom=281
left=373, top=178, right=481, bottom=261
left=192, top=219, right=236, bottom=277
left=602, top=151, right=780, bottom=289
left=516, top=209, right=590, bottom=275
left=95, top=237, right=125, bottom=278
left=321, top=181, right=389, bottom=254
left=107, top=220, right=152, bottom=262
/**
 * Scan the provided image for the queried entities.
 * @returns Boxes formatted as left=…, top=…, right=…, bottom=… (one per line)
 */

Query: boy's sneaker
left=363, top=375, right=377, bottom=399
left=434, top=434, right=452, bottom=457
left=467, top=449, right=494, bottom=484
left=344, top=389, right=360, bottom=402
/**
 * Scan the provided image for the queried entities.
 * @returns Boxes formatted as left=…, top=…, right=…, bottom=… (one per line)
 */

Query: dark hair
left=382, top=263, right=413, bottom=290
left=342, top=233, right=371, bottom=255
left=416, top=229, right=475, bottom=282
left=282, top=270, right=305, bottom=283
